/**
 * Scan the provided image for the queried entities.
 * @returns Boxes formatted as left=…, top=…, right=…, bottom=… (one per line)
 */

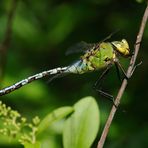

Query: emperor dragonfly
left=0, top=39, right=130, bottom=96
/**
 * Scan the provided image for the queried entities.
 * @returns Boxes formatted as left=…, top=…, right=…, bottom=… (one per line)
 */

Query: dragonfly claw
left=130, top=61, right=142, bottom=76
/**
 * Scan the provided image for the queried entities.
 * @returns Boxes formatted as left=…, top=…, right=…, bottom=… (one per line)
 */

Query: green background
left=0, top=0, right=148, bottom=147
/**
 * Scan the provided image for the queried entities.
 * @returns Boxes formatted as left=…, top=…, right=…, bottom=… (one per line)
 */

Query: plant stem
left=97, top=2, right=148, bottom=148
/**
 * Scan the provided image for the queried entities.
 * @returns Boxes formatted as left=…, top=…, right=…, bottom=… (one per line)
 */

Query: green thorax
left=81, top=42, right=115, bottom=72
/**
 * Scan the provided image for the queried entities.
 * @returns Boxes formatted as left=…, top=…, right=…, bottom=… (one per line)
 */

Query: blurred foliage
left=0, top=0, right=148, bottom=147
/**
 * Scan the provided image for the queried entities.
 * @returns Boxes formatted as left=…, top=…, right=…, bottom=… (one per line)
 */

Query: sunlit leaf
left=37, top=106, right=74, bottom=135
left=63, top=96, right=100, bottom=148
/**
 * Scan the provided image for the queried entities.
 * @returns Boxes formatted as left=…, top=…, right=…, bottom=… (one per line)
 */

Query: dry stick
left=97, top=3, right=148, bottom=148
left=0, top=0, right=18, bottom=81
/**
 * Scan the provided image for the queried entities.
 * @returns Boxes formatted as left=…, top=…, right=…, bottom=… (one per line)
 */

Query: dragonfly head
left=111, top=39, right=130, bottom=57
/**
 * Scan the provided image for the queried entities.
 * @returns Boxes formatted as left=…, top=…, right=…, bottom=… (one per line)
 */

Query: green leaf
left=37, top=106, right=74, bottom=135
left=24, top=141, right=41, bottom=148
left=63, top=96, right=100, bottom=148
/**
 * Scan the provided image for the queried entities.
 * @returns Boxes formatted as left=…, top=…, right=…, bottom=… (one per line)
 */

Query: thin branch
left=0, top=0, right=18, bottom=82
left=97, top=2, right=148, bottom=148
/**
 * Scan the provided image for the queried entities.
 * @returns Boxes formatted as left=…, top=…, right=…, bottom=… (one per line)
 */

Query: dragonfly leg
left=130, top=61, right=142, bottom=76
left=116, top=60, right=142, bottom=80
left=115, top=62, right=122, bottom=82
left=115, top=61, right=129, bottom=79
left=93, top=65, right=112, bottom=88
left=94, top=88, right=117, bottom=108
left=129, top=52, right=134, bottom=57
left=93, top=65, right=117, bottom=108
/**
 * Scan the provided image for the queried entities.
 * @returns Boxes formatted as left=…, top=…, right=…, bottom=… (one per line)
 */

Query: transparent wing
left=65, top=30, right=119, bottom=56
left=65, top=41, right=95, bottom=55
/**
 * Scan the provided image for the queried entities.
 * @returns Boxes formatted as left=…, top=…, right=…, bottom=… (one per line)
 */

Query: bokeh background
left=0, top=0, right=148, bottom=147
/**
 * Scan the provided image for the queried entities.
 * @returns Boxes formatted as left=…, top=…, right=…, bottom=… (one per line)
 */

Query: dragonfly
left=0, top=38, right=130, bottom=96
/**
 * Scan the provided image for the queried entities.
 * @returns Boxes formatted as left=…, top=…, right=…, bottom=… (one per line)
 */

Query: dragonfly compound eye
left=112, top=39, right=130, bottom=56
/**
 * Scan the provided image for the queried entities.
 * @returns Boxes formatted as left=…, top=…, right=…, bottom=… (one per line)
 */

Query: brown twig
left=0, top=0, right=18, bottom=82
left=97, top=2, right=148, bottom=148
